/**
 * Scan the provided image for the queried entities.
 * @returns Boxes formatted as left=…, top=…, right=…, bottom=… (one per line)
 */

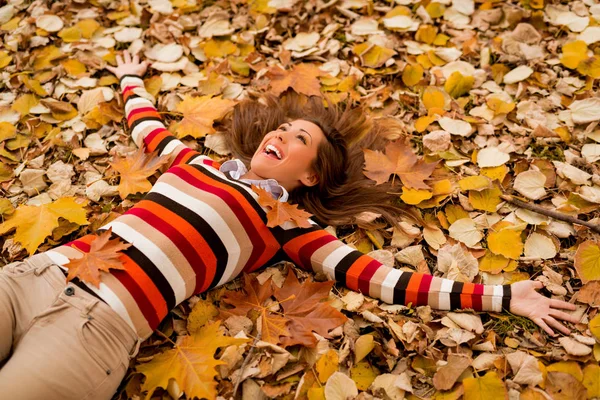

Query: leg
left=0, top=256, right=139, bottom=400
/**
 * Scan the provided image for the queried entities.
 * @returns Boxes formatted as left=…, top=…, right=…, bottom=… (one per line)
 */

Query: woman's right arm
left=106, top=51, right=220, bottom=170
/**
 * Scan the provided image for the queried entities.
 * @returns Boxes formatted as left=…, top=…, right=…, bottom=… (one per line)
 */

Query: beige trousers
left=0, top=253, right=141, bottom=399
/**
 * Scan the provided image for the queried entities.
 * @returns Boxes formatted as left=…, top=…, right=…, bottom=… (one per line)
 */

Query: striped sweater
left=45, top=75, right=511, bottom=340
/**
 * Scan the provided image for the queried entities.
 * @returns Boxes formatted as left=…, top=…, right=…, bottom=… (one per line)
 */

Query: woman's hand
left=105, top=50, right=151, bottom=80
left=509, top=280, right=580, bottom=337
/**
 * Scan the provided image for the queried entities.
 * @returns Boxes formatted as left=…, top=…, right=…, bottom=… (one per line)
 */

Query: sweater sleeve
left=279, top=224, right=511, bottom=312
left=119, top=74, right=221, bottom=170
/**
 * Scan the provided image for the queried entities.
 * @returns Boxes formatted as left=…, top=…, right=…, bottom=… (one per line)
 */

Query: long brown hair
left=222, top=90, right=412, bottom=230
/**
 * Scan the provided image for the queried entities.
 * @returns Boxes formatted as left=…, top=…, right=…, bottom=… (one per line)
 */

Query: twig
left=500, top=194, right=600, bottom=234
left=233, top=331, right=261, bottom=398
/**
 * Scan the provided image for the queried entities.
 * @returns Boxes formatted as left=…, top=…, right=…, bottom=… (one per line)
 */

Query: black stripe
left=129, top=115, right=164, bottom=132
left=187, top=153, right=202, bottom=163
left=334, top=251, right=362, bottom=284
left=98, top=228, right=176, bottom=310
left=154, top=135, right=178, bottom=155
left=144, top=192, right=229, bottom=290
left=393, top=272, right=412, bottom=305
left=502, top=284, right=511, bottom=311
left=450, top=281, right=464, bottom=310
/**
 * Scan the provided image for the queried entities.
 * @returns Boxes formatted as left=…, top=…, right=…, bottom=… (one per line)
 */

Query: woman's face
left=249, top=119, right=325, bottom=191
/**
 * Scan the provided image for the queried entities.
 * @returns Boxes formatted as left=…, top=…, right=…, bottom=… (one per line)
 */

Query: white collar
left=219, top=159, right=289, bottom=202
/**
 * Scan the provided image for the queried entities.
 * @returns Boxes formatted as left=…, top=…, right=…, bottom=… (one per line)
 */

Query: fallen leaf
left=252, top=185, right=313, bottom=228
left=574, top=240, right=600, bottom=283
left=176, top=95, right=236, bottom=138
left=267, top=64, right=323, bottom=97
left=462, top=371, right=506, bottom=400
left=433, top=354, right=471, bottom=390
left=109, top=147, right=169, bottom=199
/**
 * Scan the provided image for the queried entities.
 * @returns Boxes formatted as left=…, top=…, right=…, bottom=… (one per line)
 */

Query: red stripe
left=173, top=147, right=195, bottom=166
left=416, top=274, right=433, bottom=306
left=111, top=268, right=161, bottom=329
left=358, top=260, right=381, bottom=294
left=297, top=233, right=337, bottom=270
left=142, top=127, right=167, bottom=149
left=125, top=207, right=208, bottom=291
left=127, top=106, right=160, bottom=124
left=472, top=284, right=484, bottom=311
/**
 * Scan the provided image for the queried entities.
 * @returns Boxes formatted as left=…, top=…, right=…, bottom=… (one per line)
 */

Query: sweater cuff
left=502, top=284, right=511, bottom=311
left=119, top=74, right=145, bottom=91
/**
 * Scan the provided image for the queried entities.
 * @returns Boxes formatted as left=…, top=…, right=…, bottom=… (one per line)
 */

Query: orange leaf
left=64, top=228, right=131, bottom=287
left=109, top=147, right=169, bottom=199
left=363, top=139, right=437, bottom=189
left=175, top=95, right=236, bottom=139
left=267, top=64, right=323, bottom=97
left=252, top=184, right=313, bottom=228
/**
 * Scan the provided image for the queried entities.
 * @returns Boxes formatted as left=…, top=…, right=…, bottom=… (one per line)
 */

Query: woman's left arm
left=281, top=226, right=578, bottom=336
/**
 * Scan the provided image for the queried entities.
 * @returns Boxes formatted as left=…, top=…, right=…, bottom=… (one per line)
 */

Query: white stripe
left=440, top=279, right=454, bottom=293
left=380, top=269, right=402, bottom=304
left=205, top=167, right=262, bottom=199
left=161, top=139, right=182, bottom=155
left=438, top=292, right=451, bottom=310
left=493, top=285, right=503, bottom=297
left=492, top=295, right=502, bottom=312
left=49, top=255, right=138, bottom=333
left=124, top=96, right=152, bottom=115
left=321, top=245, right=355, bottom=279
left=152, top=182, right=244, bottom=286
left=121, top=76, right=144, bottom=88
left=103, top=220, right=187, bottom=304
left=130, top=119, right=166, bottom=145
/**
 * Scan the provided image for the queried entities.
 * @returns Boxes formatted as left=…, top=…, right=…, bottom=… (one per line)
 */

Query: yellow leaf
left=583, top=364, right=600, bottom=398
left=426, top=2, right=446, bottom=18
left=432, top=179, right=453, bottom=196
left=560, top=41, right=588, bottom=69
left=463, top=371, right=506, bottom=400
left=187, top=299, right=219, bottom=334
left=417, top=54, right=433, bottom=69
left=350, top=361, right=379, bottom=391
left=401, top=187, right=433, bottom=205
left=0, top=163, right=14, bottom=182
left=423, top=88, right=446, bottom=110
left=144, top=75, right=163, bottom=98
left=203, top=39, right=238, bottom=58
left=308, top=387, right=325, bottom=400
left=58, top=26, right=82, bottom=42
left=355, top=334, right=374, bottom=363
left=415, top=25, right=438, bottom=44
left=590, top=315, right=600, bottom=341
left=32, top=45, right=63, bottom=70
left=11, top=93, right=39, bottom=116
left=137, top=321, right=250, bottom=400
left=459, top=175, right=492, bottom=191
left=99, top=75, right=119, bottom=86
left=0, top=50, right=12, bottom=69
left=0, top=197, right=88, bottom=254
left=353, top=43, right=397, bottom=69
left=487, top=98, right=515, bottom=114
left=415, top=115, right=436, bottom=133
left=481, top=165, right=508, bottom=182
left=594, top=343, right=600, bottom=362
left=402, top=64, right=423, bottom=86
left=490, top=64, right=510, bottom=83
left=577, top=56, right=600, bottom=79
left=22, top=75, right=48, bottom=96
left=61, top=59, right=87, bottom=76
left=574, top=240, right=600, bottom=283
left=428, top=50, right=447, bottom=66
left=0, top=17, right=20, bottom=31
left=110, top=147, right=170, bottom=199
left=176, top=95, right=236, bottom=139
left=0, top=122, right=17, bottom=141
left=469, top=186, right=502, bottom=213
left=249, top=0, right=276, bottom=14
left=547, top=361, right=583, bottom=382
left=445, top=204, right=468, bottom=224
left=444, top=71, right=474, bottom=98
left=315, top=349, right=338, bottom=383
left=77, top=19, right=100, bottom=38
left=487, top=223, right=524, bottom=259
left=479, top=251, right=516, bottom=274
left=433, top=33, right=450, bottom=46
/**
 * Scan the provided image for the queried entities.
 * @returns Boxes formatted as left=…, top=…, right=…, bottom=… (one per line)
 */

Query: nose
left=275, top=131, right=286, bottom=143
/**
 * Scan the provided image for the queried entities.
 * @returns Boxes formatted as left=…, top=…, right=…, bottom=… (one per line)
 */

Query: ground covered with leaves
left=1, top=0, right=600, bottom=399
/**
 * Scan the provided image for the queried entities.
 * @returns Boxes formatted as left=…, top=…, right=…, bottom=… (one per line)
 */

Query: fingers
left=124, top=50, right=132, bottom=63
left=534, top=317, right=555, bottom=337
left=543, top=316, right=571, bottom=335
left=116, top=54, right=123, bottom=65
left=533, top=280, right=544, bottom=290
left=549, top=309, right=580, bottom=324
left=106, top=65, right=116, bottom=74
left=550, top=298, right=577, bottom=311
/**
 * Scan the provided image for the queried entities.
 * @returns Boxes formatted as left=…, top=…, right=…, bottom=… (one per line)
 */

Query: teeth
left=265, top=144, right=282, bottom=159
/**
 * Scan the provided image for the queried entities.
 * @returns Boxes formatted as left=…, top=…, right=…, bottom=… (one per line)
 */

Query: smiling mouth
left=263, top=144, right=283, bottom=160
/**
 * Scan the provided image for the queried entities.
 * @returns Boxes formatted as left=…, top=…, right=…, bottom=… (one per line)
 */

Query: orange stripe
left=178, top=151, right=196, bottom=165
left=345, top=256, right=371, bottom=292
left=137, top=200, right=218, bottom=290
left=282, top=230, right=327, bottom=265
left=123, top=89, right=135, bottom=102
left=128, top=110, right=161, bottom=126
left=120, top=254, right=168, bottom=319
left=404, top=273, right=423, bottom=306
left=146, top=130, right=172, bottom=152
left=460, top=282, right=475, bottom=309
left=182, top=165, right=280, bottom=272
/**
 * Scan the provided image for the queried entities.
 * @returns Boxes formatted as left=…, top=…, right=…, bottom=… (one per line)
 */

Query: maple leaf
left=252, top=184, right=313, bottom=228
left=109, top=147, right=169, bottom=199
left=267, top=64, right=323, bottom=97
left=175, top=95, right=235, bottom=139
left=362, top=139, right=438, bottom=189
left=137, top=321, right=249, bottom=400
left=0, top=197, right=88, bottom=254
left=63, top=228, right=131, bottom=287
left=220, top=274, right=291, bottom=344
left=274, top=270, right=348, bottom=348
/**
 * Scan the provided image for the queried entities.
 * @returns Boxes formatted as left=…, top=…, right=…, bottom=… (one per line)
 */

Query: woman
left=0, top=51, right=579, bottom=399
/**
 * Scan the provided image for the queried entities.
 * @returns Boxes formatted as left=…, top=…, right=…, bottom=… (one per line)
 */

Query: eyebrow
left=286, top=122, right=313, bottom=142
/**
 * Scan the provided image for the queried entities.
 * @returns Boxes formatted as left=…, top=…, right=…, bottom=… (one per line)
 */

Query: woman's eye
left=297, top=134, right=307, bottom=144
